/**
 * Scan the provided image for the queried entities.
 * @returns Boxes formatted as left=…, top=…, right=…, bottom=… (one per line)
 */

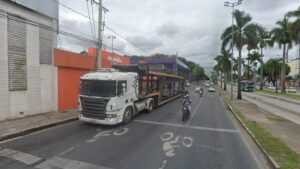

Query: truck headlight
left=106, top=114, right=116, bottom=118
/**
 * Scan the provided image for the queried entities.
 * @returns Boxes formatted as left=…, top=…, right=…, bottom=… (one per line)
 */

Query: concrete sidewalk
left=0, top=110, right=78, bottom=142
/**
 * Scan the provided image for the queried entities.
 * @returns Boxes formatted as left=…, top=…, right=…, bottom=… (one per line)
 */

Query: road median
left=217, top=87, right=300, bottom=169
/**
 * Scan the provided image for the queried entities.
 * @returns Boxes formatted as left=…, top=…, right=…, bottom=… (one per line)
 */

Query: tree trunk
left=237, top=49, right=242, bottom=99
left=253, top=64, right=256, bottom=91
left=220, top=72, right=222, bottom=89
left=260, top=48, right=264, bottom=90
left=224, top=72, right=227, bottom=91
left=281, top=44, right=286, bottom=93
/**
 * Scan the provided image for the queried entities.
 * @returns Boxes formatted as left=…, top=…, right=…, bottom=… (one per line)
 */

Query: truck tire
left=147, top=100, right=154, bottom=113
left=123, top=107, right=133, bottom=124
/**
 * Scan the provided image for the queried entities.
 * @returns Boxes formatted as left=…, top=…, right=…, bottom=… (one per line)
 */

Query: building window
left=39, top=27, right=53, bottom=64
left=8, top=14, right=27, bottom=91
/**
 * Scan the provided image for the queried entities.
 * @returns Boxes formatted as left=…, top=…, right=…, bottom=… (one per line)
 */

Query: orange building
left=54, top=48, right=130, bottom=111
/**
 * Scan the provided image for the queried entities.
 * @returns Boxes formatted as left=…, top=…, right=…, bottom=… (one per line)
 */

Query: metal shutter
left=8, top=16, right=27, bottom=91
left=39, top=27, right=53, bottom=64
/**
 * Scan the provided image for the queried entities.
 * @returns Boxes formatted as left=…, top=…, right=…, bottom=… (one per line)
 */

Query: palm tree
left=256, top=26, right=270, bottom=90
left=248, top=51, right=261, bottom=89
left=214, top=49, right=231, bottom=91
left=270, top=17, right=296, bottom=93
left=221, top=10, right=258, bottom=99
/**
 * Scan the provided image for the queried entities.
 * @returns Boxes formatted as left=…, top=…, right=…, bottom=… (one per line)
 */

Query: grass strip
left=222, top=96, right=300, bottom=169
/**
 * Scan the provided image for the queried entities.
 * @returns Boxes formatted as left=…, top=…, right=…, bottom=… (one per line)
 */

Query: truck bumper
left=78, top=111, right=124, bottom=125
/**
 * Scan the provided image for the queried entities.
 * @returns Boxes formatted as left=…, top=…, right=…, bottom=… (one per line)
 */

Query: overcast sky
left=59, top=0, right=300, bottom=73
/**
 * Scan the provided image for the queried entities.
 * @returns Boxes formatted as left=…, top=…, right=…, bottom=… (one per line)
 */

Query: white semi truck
left=78, top=65, right=184, bottom=125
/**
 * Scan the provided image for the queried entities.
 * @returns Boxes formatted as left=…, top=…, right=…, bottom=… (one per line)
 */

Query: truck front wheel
left=123, top=107, right=133, bottom=124
left=147, top=100, right=154, bottom=113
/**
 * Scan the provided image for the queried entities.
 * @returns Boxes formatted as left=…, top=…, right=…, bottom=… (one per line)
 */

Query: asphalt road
left=228, top=86, right=300, bottom=125
left=0, top=88, right=267, bottom=169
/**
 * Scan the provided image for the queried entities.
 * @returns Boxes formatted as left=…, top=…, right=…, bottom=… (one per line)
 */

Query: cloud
left=58, top=0, right=300, bottom=74
left=156, top=22, right=180, bottom=37
left=126, top=35, right=163, bottom=50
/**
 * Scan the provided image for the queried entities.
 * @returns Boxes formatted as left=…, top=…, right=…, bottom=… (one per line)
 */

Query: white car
left=208, top=86, right=215, bottom=92
left=195, top=87, right=201, bottom=93
left=286, top=87, right=297, bottom=93
left=205, top=83, right=210, bottom=87
left=267, top=86, right=276, bottom=90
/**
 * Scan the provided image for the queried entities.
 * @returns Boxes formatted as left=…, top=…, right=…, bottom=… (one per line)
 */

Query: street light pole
left=224, top=0, right=242, bottom=100
left=108, top=35, right=116, bottom=63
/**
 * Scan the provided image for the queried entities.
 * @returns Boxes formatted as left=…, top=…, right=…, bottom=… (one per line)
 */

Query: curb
left=224, top=98, right=280, bottom=169
left=0, top=117, right=78, bottom=142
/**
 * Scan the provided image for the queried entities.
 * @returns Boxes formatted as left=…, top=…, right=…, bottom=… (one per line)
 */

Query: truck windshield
left=80, top=80, right=116, bottom=97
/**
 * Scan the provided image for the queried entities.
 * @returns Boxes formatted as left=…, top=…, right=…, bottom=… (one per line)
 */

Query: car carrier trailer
left=78, top=64, right=185, bottom=125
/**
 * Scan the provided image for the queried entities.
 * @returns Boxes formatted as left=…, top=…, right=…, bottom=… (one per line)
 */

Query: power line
left=0, top=10, right=97, bottom=45
left=52, top=0, right=151, bottom=55
left=86, top=0, right=96, bottom=41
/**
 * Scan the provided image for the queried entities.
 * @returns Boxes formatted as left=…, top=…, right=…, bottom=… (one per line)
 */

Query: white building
left=0, top=0, right=58, bottom=120
left=288, top=58, right=300, bottom=78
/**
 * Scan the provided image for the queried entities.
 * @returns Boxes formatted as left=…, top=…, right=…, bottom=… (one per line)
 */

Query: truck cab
left=78, top=69, right=140, bottom=125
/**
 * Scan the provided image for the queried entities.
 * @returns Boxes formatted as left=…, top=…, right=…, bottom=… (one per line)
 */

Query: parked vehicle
left=241, top=80, right=255, bottom=92
left=286, top=87, right=297, bottom=93
left=78, top=65, right=185, bottom=125
left=267, top=85, right=276, bottom=90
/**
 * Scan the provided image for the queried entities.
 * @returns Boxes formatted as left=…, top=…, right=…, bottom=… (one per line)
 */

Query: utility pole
left=224, top=0, right=243, bottom=100
left=91, top=0, right=109, bottom=69
left=108, top=35, right=116, bottom=62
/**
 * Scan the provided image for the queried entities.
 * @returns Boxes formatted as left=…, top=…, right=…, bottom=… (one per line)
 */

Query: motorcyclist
left=182, top=93, right=192, bottom=113
left=199, top=87, right=203, bottom=97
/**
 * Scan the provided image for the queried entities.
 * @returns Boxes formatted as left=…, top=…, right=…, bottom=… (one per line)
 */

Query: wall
left=54, top=48, right=96, bottom=111
left=55, top=48, right=131, bottom=111
left=0, top=0, right=57, bottom=120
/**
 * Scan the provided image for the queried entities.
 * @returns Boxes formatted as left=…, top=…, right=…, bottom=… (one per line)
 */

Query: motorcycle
left=182, top=99, right=191, bottom=122
left=199, top=90, right=203, bottom=97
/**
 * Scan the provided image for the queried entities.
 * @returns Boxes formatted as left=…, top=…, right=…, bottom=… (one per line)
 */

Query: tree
left=214, top=49, right=231, bottom=90
left=221, top=10, right=258, bottom=99
left=192, top=65, right=205, bottom=84
left=270, top=17, right=296, bottom=93
left=256, top=26, right=270, bottom=90
left=263, top=59, right=291, bottom=92
left=248, top=51, right=261, bottom=86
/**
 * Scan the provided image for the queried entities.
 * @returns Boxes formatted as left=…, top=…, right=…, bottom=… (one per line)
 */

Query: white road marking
left=182, top=137, right=193, bottom=147
left=113, top=128, right=129, bottom=136
left=134, top=119, right=239, bottom=133
left=158, top=160, right=167, bottom=169
left=87, top=128, right=129, bottom=143
left=36, top=156, right=112, bottom=169
left=186, top=97, right=204, bottom=126
left=0, top=148, right=42, bottom=165
left=59, top=147, right=74, bottom=156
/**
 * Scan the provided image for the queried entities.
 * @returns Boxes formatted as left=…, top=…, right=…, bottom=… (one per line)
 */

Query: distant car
left=195, top=87, right=201, bottom=93
left=286, top=87, right=297, bottom=93
left=208, top=86, right=215, bottom=92
left=267, top=86, right=276, bottom=90
left=205, top=83, right=210, bottom=87
left=185, top=82, right=191, bottom=87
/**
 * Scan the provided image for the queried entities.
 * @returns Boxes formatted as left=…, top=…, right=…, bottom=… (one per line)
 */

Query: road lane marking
left=0, top=148, right=42, bottom=165
left=186, top=97, right=204, bottom=126
left=134, top=120, right=239, bottom=133
left=36, top=156, right=112, bottom=169
left=59, top=147, right=74, bottom=156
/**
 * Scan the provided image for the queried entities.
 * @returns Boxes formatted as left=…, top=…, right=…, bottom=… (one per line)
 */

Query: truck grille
left=80, top=96, right=109, bottom=120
